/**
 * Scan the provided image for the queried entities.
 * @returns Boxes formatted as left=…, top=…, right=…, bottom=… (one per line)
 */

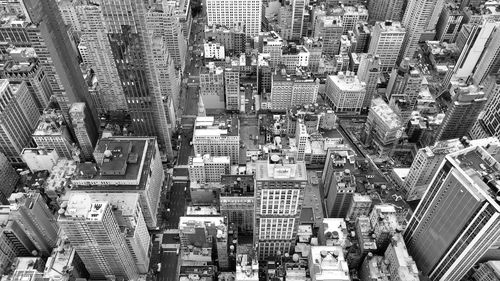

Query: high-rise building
left=315, top=16, right=343, bottom=56
left=146, top=1, right=188, bottom=72
left=400, top=0, right=440, bottom=60
left=254, top=160, right=307, bottom=259
left=193, top=116, right=240, bottom=164
left=448, top=22, right=499, bottom=87
left=295, top=121, right=308, bottom=162
left=472, top=261, right=500, bottom=281
left=368, top=21, right=406, bottom=72
left=20, top=0, right=98, bottom=131
left=225, top=68, right=240, bottom=111
left=188, top=154, right=230, bottom=183
left=471, top=75, right=500, bottom=139
left=7, top=192, right=59, bottom=256
left=357, top=54, right=381, bottom=109
left=200, top=63, right=225, bottom=110
left=270, top=68, right=319, bottom=111
left=404, top=145, right=500, bottom=280
left=386, top=60, right=423, bottom=122
left=0, top=51, right=52, bottom=112
left=69, top=103, right=96, bottom=161
left=68, top=192, right=151, bottom=274
left=384, top=233, right=420, bottom=281
left=404, top=137, right=500, bottom=201
left=325, top=72, right=367, bottom=113
left=32, top=109, right=75, bottom=159
left=435, top=85, right=486, bottom=141
left=0, top=153, right=18, bottom=205
left=219, top=175, right=254, bottom=235
left=290, top=0, right=308, bottom=39
left=323, top=161, right=356, bottom=219
left=346, top=193, right=372, bottom=221
left=206, top=0, right=262, bottom=37
left=367, top=0, right=404, bottom=23
left=260, top=31, right=284, bottom=68
left=435, top=2, right=463, bottom=43
left=339, top=5, right=369, bottom=35
left=369, top=205, right=401, bottom=250
left=363, top=98, right=403, bottom=157
left=72, top=0, right=173, bottom=158
left=205, top=24, right=246, bottom=55
left=471, top=25, right=500, bottom=85
left=71, top=137, right=164, bottom=228
left=0, top=80, right=39, bottom=164
left=58, top=193, right=139, bottom=280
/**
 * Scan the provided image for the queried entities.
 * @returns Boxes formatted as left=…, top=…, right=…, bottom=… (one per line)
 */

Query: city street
left=164, top=182, right=187, bottom=229
left=160, top=252, right=179, bottom=281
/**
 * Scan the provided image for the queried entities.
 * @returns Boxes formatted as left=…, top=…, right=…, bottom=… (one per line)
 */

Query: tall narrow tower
left=72, top=0, right=174, bottom=160
left=22, top=0, right=98, bottom=132
left=400, top=0, right=440, bottom=60
left=254, top=160, right=307, bottom=259
left=58, top=194, right=139, bottom=281
left=404, top=145, right=500, bottom=280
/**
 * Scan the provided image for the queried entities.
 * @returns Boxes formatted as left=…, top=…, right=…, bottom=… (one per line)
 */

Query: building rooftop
left=189, top=154, right=230, bottom=166
left=365, top=255, right=391, bottom=280
left=62, top=193, right=108, bottom=220
left=375, top=21, right=405, bottom=33
left=236, top=254, right=259, bottom=280
left=388, top=234, right=419, bottom=281
left=44, top=159, right=76, bottom=195
left=193, top=116, right=239, bottom=137
left=370, top=98, right=402, bottom=130
left=179, top=216, right=227, bottom=242
left=33, top=110, right=67, bottom=136
left=323, top=218, right=349, bottom=247
left=282, top=43, right=308, bottom=56
left=357, top=216, right=377, bottom=252
left=44, top=237, right=77, bottom=281
left=186, top=206, right=220, bottom=216
left=328, top=72, right=366, bottom=92
left=309, top=246, right=350, bottom=280
left=72, top=137, right=156, bottom=190
left=448, top=145, right=500, bottom=208
left=255, top=160, right=307, bottom=181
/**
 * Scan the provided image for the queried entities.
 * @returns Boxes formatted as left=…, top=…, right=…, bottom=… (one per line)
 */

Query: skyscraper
left=69, top=103, right=97, bottom=161
left=435, top=85, right=487, bottom=141
left=295, top=120, right=308, bottom=161
left=254, top=160, right=307, bottom=259
left=21, top=0, right=98, bottom=131
left=400, top=0, right=440, bottom=60
left=193, top=116, right=240, bottom=164
left=7, top=192, right=59, bottom=256
left=357, top=54, right=381, bottom=109
left=471, top=25, right=500, bottom=85
left=206, top=0, right=262, bottom=37
left=32, top=109, right=75, bottom=159
left=58, top=194, right=139, bottom=280
left=471, top=75, right=500, bottom=139
left=71, top=137, right=164, bottom=229
left=404, top=145, right=500, bottom=280
left=0, top=153, right=18, bottom=205
left=290, top=0, right=308, bottom=40
left=0, top=80, right=39, bottom=164
left=72, top=0, right=174, bottom=159
left=368, top=21, right=406, bottom=72
left=367, top=0, right=404, bottom=23
left=225, top=68, right=240, bottom=111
